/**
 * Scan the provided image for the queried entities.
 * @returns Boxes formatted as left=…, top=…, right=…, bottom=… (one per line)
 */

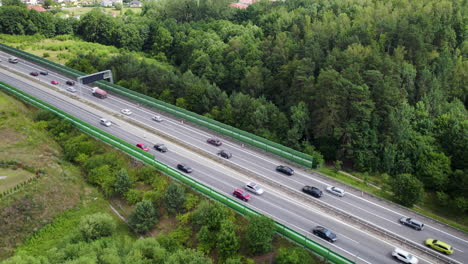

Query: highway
left=1, top=51, right=467, bottom=264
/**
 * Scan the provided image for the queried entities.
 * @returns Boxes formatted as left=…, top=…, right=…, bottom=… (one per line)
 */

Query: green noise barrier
left=0, top=82, right=354, bottom=264
left=0, top=43, right=313, bottom=168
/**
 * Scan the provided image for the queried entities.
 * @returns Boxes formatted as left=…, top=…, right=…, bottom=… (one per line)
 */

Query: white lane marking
left=190, top=166, right=430, bottom=264
left=0, top=66, right=445, bottom=264
left=6, top=51, right=466, bottom=250
left=54, top=66, right=468, bottom=249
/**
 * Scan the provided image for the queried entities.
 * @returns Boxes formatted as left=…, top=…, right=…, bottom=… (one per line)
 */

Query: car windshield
left=254, top=185, right=261, bottom=190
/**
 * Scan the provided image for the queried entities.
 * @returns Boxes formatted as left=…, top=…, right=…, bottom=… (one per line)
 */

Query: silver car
left=326, top=186, right=345, bottom=197
left=245, top=182, right=264, bottom=195
left=392, top=248, right=418, bottom=264
left=152, top=115, right=163, bottom=122
left=121, top=109, right=132, bottom=115
left=100, top=118, right=112, bottom=127
left=66, top=86, right=77, bottom=93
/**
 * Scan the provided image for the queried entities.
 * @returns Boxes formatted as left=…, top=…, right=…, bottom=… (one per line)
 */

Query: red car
left=30, top=72, right=39, bottom=76
left=207, top=138, right=222, bottom=146
left=233, top=189, right=251, bottom=202
left=51, top=80, right=59, bottom=85
left=135, top=143, right=149, bottom=151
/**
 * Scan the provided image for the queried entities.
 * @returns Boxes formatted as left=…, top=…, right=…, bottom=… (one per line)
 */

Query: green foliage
left=79, top=213, right=116, bottom=241
left=124, top=188, right=143, bottom=204
left=165, top=248, right=212, bottom=264
left=191, top=200, right=228, bottom=230
left=128, top=200, right=159, bottom=233
left=125, top=238, right=166, bottom=264
left=164, top=182, right=186, bottom=215
left=275, top=247, right=313, bottom=264
left=391, top=174, right=425, bottom=207
left=114, top=168, right=132, bottom=195
left=246, top=215, right=275, bottom=255
left=216, top=220, right=239, bottom=259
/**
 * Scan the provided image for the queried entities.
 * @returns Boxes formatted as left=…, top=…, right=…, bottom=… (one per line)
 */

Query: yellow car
left=425, top=239, right=454, bottom=254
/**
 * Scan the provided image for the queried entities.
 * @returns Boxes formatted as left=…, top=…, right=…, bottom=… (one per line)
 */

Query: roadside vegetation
left=0, top=91, right=320, bottom=263
left=0, top=0, right=466, bottom=231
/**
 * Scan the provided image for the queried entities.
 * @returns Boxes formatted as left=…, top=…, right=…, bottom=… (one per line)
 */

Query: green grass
left=15, top=188, right=134, bottom=257
left=0, top=168, right=35, bottom=193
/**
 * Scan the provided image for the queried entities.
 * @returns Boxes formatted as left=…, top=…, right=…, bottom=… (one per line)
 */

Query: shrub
left=79, top=213, right=116, bottom=241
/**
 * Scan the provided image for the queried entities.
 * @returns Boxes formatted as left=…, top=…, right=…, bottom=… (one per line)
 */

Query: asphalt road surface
left=1, top=52, right=466, bottom=264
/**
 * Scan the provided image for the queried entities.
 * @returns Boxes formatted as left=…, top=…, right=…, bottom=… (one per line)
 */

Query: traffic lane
left=1, top=71, right=432, bottom=264
left=0, top=55, right=460, bottom=262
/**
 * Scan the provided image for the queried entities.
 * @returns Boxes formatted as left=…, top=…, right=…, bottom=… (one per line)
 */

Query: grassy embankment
left=0, top=83, right=320, bottom=263
left=0, top=91, right=133, bottom=260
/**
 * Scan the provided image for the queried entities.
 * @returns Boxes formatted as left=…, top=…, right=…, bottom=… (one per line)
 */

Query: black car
left=40, top=70, right=48, bottom=75
left=30, top=72, right=39, bottom=76
left=66, top=80, right=75, bottom=86
left=177, top=163, right=193, bottom=173
left=218, top=150, right=232, bottom=159
left=154, top=144, right=168, bottom=153
left=302, top=186, right=322, bottom=198
left=312, top=226, right=337, bottom=243
left=276, top=165, right=294, bottom=175
left=207, top=138, right=222, bottom=146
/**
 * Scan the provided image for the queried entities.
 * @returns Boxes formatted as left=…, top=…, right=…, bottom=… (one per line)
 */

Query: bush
left=43, top=52, right=50, bottom=58
left=164, top=182, right=186, bottom=215
left=275, top=247, right=313, bottom=264
left=128, top=200, right=159, bottom=233
left=79, top=213, right=116, bottom=241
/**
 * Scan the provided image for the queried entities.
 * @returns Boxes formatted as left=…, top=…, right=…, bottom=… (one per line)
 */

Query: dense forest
left=0, top=0, right=466, bottom=211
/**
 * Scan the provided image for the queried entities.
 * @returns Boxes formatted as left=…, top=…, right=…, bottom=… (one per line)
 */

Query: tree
left=126, top=238, right=167, bottom=264
left=2, top=0, right=26, bottom=7
left=114, top=168, right=132, bottom=195
left=275, top=247, right=313, bottom=264
left=128, top=200, right=159, bottom=233
left=191, top=200, right=228, bottom=230
left=79, top=213, right=116, bottom=241
left=164, top=182, right=186, bottom=215
left=217, top=220, right=239, bottom=259
left=42, top=0, right=54, bottom=9
left=391, top=174, right=424, bottom=207
left=166, top=248, right=212, bottom=264
left=246, top=215, right=275, bottom=254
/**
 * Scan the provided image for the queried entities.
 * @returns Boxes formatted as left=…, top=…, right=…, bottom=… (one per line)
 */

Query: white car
left=121, top=109, right=132, bottom=115
left=245, top=182, right=264, bottom=195
left=392, top=248, right=418, bottom=264
left=100, top=118, right=112, bottom=127
left=326, top=186, right=345, bottom=197
left=152, top=115, right=163, bottom=122
left=66, top=86, right=77, bottom=93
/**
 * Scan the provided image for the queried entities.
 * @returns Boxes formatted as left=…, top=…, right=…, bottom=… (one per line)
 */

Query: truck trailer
left=92, top=87, right=108, bottom=99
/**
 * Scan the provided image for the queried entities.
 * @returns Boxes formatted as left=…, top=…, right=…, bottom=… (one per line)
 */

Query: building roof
left=229, top=3, right=248, bottom=9
left=27, top=5, right=47, bottom=12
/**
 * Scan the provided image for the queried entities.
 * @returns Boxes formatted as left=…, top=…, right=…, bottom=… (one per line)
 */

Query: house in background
left=101, top=0, right=122, bottom=7
left=129, top=0, right=141, bottom=7
left=23, top=0, right=38, bottom=5
left=229, top=3, right=248, bottom=9
left=27, top=5, right=47, bottom=12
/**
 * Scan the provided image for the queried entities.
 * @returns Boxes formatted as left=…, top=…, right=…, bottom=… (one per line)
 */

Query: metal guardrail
left=0, top=43, right=314, bottom=168
left=0, top=82, right=355, bottom=264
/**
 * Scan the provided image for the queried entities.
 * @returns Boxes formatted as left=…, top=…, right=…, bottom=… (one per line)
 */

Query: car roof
left=433, top=240, right=451, bottom=248
left=394, top=248, right=410, bottom=256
